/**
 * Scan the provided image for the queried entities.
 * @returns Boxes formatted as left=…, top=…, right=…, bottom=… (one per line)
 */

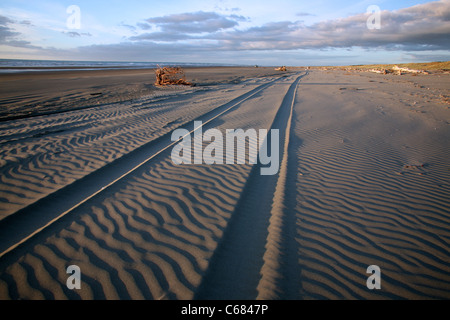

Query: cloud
left=129, top=11, right=247, bottom=42
left=20, top=20, right=33, bottom=26
left=0, top=15, right=20, bottom=42
left=62, top=31, right=92, bottom=38
left=71, top=41, right=219, bottom=62
left=296, top=12, right=315, bottom=17
left=137, top=22, right=152, bottom=30
left=145, top=11, right=245, bottom=34
left=129, top=32, right=194, bottom=42
left=300, top=0, right=450, bottom=50
left=0, top=15, right=14, bottom=26
left=0, top=14, right=37, bottom=48
left=217, top=21, right=302, bottom=42
left=119, top=22, right=137, bottom=31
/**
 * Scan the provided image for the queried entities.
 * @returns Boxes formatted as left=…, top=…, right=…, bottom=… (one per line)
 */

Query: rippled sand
left=0, top=67, right=449, bottom=299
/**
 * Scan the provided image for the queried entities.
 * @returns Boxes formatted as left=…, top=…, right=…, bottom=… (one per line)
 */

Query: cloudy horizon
left=0, top=0, right=449, bottom=66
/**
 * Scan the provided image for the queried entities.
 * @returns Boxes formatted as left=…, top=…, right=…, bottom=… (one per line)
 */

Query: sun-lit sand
left=0, top=66, right=449, bottom=299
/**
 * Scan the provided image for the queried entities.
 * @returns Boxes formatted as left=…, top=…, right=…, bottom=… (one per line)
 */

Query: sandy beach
left=0, top=66, right=449, bottom=300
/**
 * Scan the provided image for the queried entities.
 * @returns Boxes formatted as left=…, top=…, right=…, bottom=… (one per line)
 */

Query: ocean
left=0, top=59, right=237, bottom=73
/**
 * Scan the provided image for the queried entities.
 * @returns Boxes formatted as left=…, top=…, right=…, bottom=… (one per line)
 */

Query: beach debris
left=275, top=66, right=287, bottom=71
left=404, top=164, right=425, bottom=169
left=363, top=65, right=430, bottom=76
left=401, top=163, right=427, bottom=175
left=155, top=66, right=193, bottom=86
left=339, top=87, right=364, bottom=91
left=368, top=68, right=390, bottom=74
left=439, top=94, right=450, bottom=105
left=392, top=65, right=429, bottom=75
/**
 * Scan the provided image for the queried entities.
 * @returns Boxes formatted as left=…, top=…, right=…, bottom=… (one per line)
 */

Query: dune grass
left=343, top=61, right=450, bottom=71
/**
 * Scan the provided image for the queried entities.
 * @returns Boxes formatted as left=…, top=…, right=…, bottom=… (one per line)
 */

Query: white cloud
left=145, top=11, right=246, bottom=34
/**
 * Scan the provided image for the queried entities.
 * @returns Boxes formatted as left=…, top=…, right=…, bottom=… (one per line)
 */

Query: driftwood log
left=155, top=66, right=193, bottom=86
left=366, top=65, right=429, bottom=76
left=368, top=68, right=390, bottom=74
left=392, top=65, right=429, bottom=75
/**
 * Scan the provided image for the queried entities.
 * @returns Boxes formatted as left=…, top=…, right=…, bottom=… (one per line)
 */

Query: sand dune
left=0, top=67, right=449, bottom=300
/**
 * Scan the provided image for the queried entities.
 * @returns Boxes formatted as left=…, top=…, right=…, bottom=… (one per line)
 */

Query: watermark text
left=171, top=121, right=280, bottom=176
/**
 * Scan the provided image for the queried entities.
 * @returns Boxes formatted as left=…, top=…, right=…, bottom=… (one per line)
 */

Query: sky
left=0, top=0, right=449, bottom=66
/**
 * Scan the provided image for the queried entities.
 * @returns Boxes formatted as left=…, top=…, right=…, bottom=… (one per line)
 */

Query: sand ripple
left=293, top=71, right=450, bottom=299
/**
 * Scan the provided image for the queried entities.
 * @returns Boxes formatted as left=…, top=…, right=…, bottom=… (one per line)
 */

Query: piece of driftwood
left=275, top=66, right=287, bottom=71
left=155, top=66, right=193, bottom=86
left=368, top=68, right=390, bottom=74
left=365, top=65, right=430, bottom=76
left=392, top=65, right=429, bottom=75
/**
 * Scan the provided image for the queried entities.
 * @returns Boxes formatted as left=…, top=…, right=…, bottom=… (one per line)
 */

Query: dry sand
left=0, top=66, right=449, bottom=300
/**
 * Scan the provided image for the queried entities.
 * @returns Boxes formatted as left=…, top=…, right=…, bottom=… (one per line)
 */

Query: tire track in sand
left=195, top=73, right=306, bottom=299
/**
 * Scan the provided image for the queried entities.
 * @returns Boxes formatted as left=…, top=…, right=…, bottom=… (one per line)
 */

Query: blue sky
left=0, top=0, right=449, bottom=65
